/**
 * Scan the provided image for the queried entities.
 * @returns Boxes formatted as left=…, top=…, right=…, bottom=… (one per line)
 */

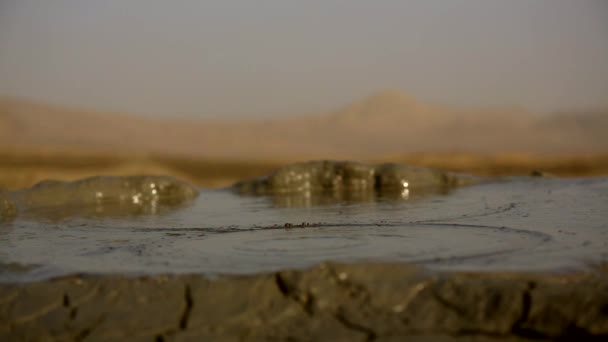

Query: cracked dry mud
left=1, top=263, right=607, bottom=341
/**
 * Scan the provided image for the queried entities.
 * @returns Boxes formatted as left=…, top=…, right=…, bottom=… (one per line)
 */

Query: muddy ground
left=1, top=263, right=607, bottom=341
left=2, top=151, right=608, bottom=341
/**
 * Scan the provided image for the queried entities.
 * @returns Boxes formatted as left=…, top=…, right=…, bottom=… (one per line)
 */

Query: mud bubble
left=232, top=160, right=478, bottom=206
left=11, top=175, right=199, bottom=219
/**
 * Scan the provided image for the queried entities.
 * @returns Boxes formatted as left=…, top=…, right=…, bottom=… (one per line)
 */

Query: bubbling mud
left=233, top=160, right=478, bottom=201
left=0, top=162, right=606, bottom=282
left=10, top=175, right=199, bottom=220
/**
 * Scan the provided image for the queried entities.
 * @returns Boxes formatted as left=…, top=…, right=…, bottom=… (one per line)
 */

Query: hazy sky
left=1, top=0, right=607, bottom=118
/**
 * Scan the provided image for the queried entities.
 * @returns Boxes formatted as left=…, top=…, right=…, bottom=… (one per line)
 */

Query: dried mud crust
left=1, top=263, right=607, bottom=341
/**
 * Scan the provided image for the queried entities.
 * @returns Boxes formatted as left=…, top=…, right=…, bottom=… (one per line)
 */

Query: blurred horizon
left=1, top=0, right=607, bottom=118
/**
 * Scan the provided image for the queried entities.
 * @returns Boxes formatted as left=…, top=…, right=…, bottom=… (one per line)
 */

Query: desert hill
left=1, top=91, right=606, bottom=160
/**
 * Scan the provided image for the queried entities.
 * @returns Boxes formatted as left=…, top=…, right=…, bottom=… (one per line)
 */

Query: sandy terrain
left=1, top=92, right=607, bottom=161
left=2, top=91, right=606, bottom=191
left=2, top=148, right=608, bottom=191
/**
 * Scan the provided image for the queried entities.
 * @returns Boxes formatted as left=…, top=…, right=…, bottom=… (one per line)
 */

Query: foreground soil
left=1, top=263, right=607, bottom=341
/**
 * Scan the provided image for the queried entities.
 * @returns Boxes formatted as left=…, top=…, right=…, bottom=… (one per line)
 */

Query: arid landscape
left=2, top=91, right=608, bottom=158
left=3, top=78, right=608, bottom=342
left=2, top=2, right=608, bottom=340
left=1, top=92, right=607, bottom=191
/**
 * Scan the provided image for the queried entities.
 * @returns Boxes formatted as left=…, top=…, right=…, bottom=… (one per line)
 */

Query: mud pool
left=1, top=175, right=607, bottom=282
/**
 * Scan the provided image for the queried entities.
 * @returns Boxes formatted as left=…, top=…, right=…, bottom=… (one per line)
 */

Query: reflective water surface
left=1, top=177, right=607, bottom=282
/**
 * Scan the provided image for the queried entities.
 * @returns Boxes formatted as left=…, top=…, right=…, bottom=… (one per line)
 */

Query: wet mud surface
left=1, top=163, right=607, bottom=339
left=1, top=166, right=607, bottom=280
left=10, top=175, right=199, bottom=220
left=234, top=160, right=477, bottom=195
left=0, top=192, right=16, bottom=222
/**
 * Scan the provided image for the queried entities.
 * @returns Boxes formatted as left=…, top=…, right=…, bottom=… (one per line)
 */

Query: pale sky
left=0, top=0, right=607, bottom=118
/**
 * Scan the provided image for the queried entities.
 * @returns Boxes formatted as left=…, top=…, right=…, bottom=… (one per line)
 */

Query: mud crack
left=511, top=281, right=535, bottom=336
left=179, top=284, right=193, bottom=330
left=506, top=281, right=602, bottom=340
left=429, top=287, right=467, bottom=317
left=62, top=292, right=79, bottom=321
left=74, top=315, right=104, bottom=342
left=276, top=269, right=379, bottom=340
left=274, top=273, right=290, bottom=297
left=274, top=273, right=314, bottom=315
left=334, top=308, right=377, bottom=341
left=154, top=284, right=194, bottom=341
left=326, top=270, right=378, bottom=341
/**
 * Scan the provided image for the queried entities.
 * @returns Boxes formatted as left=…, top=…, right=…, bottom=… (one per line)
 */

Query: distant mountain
left=536, top=110, right=608, bottom=151
left=1, top=93, right=606, bottom=160
left=0, top=97, right=156, bottom=152
left=332, top=90, right=428, bottom=122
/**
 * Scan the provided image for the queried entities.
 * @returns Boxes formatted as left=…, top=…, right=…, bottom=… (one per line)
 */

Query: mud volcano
left=1, top=161, right=607, bottom=340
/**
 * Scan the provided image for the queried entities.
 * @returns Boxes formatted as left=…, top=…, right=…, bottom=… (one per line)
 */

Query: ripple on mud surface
left=173, top=223, right=548, bottom=274
left=0, top=176, right=607, bottom=281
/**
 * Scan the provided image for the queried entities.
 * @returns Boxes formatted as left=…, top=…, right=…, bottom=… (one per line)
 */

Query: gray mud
left=9, top=175, right=199, bottom=220
left=1, top=167, right=607, bottom=282
left=234, top=160, right=477, bottom=196
left=2, top=165, right=608, bottom=340
left=2, top=263, right=607, bottom=341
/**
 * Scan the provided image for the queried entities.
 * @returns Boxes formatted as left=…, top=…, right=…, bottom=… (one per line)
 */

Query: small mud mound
left=233, top=160, right=477, bottom=199
left=12, top=175, right=199, bottom=219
